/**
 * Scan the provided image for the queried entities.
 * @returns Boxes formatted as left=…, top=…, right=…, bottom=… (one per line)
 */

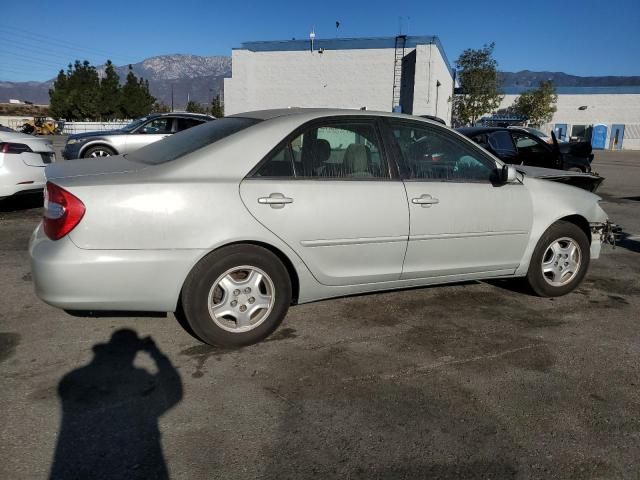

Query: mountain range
left=498, top=70, right=640, bottom=88
left=1, top=55, right=639, bottom=107
left=0, top=54, right=231, bottom=108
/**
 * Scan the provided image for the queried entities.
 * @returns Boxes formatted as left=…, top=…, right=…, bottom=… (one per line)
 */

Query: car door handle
left=411, top=194, right=440, bottom=207
left=258, top=193, right=293, bottom=209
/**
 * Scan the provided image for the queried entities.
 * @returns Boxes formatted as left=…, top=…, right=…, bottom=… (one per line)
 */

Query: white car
left=0, top=129, right=55, bottom=199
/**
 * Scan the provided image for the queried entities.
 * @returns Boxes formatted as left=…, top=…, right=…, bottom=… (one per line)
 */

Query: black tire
left=526, top=220, right=590, bottom=297
left=180, top=244, right=292, bottom=347
left=82, top=145, right=116, bottom=158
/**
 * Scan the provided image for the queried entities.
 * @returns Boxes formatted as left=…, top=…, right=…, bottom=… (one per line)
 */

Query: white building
left=496, top=86, right=640, bottom=150
left=224, top=35, right=455, bottom=123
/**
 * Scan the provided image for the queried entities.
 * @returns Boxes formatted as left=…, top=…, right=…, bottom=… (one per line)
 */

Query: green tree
left=451, top=43, right=503, bottom=126
left=120, top=65, right=155, bottom=118
left=186, top=100, right=208, bottom=114
left=99, top=60, right=121, bottom=120
left=49, top=69, right=70, bottom=119
left=511, top=80, right=558, bottom=127
left=152, top=102, right=171, bottom=113
left=49, top=60, right=101, bottom=120
left=210, top=94, right=224, bottom=117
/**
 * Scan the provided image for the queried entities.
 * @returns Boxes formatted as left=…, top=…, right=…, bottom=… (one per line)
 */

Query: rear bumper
left=29, top=224, right=205, bottom=312
left=0, top=155, right=46, bottom=197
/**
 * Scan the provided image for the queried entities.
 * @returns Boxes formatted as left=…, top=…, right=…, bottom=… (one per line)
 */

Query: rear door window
left=487, top=131, right=517, bottom=157
left=176, top=118, right=206, bottom=132
left=253, top=119, right=390, bottom=179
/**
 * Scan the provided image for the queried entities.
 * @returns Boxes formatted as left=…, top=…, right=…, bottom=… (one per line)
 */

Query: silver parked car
left=30, top=109, right=613, bottom=347
left=62, top=112, right=214, bottom=159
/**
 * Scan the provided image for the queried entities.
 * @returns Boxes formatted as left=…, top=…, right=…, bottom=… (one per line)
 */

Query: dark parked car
left=62, top=112, right=214, bottom=159
left=458, top=126, right=593, bottom=172
left=457, top=126, right=603, bottom=192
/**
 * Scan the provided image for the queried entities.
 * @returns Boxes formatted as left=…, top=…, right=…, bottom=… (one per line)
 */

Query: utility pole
left=171, top=84, right=174, bottom=112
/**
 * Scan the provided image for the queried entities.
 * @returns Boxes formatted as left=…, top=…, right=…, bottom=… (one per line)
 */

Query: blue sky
left=2, top=0, right=639, bottom=82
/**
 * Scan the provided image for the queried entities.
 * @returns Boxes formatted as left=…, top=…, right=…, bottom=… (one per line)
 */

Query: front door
left=610, top=124, right=625, bottom=150
left=123, top=117, right=174, bottom=154
left=384, top=119, right=533, bottom=279
left=240, top=118, right=409, bottom=286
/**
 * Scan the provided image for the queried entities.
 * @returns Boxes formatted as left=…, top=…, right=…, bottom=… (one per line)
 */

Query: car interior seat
left=343, top=144, right=373, bottom=177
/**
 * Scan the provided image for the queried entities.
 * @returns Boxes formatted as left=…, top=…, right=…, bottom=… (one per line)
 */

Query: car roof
left=149, top=112, right=214, bottom=120
left=457, top=126, right=512, bottom=135
left=228, top=108, right=445, bottom=125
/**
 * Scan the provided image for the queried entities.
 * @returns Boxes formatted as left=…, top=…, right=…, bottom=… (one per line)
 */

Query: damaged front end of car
left=516, top=165, right=604, bottom=192
left=591, top=220, right=623, bottom=247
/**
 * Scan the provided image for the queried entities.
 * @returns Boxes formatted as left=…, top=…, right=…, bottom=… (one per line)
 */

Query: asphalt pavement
left=1, top=148, right=639, bottom=479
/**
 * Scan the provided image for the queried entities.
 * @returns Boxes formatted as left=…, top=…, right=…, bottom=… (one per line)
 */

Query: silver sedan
left=30, top=109, right=612, bottom=346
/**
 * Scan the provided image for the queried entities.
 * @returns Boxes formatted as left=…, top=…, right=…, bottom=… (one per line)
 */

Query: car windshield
left=525, top=127, right=548, bottom=138
left=128, top=117, right=261, bottom=165
left=120, top=117, right=150, bottom=132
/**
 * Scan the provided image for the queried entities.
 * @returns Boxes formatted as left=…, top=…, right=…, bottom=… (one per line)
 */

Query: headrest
left=344, top=144, right=371, bottom=173
left=313, top=139, right=331, bottom=163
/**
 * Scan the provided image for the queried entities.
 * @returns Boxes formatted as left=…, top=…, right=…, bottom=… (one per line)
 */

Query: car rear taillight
left=43, top=182, right=86, bottom=240
left=0, top=142, right=33, bottom=154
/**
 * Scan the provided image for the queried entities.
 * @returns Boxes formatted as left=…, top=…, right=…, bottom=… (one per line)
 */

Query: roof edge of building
left=233, top=35, right=454, bottom=79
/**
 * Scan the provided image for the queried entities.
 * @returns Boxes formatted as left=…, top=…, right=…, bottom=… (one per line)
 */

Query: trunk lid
left=0, top=131, right=56, bottom=166
left=45, top=155, right=145, bottom=180
left=21, top=139, right=55, bottom=166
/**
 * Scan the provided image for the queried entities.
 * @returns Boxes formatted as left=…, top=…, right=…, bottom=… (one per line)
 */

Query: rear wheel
left=180, top=245, right=292, bottom=347
left=83, top=145, right=116, bottom=158
left=526, top=221, right=590, bottom=297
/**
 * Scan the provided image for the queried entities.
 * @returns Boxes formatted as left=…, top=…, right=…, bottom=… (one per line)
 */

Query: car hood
left=68, top=129, right=126, bottom=140
left=45, top=155, right=145, bottom=180
left=517, top=165, right=603, bottom=192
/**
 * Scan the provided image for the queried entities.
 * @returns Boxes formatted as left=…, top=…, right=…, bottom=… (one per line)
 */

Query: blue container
left=591, top=124, right=608, bottom=150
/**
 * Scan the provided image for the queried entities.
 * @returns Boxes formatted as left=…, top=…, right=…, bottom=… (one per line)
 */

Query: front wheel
left=83, top=145, right=116, bottom=158
left=180, top=245, right=292, bottom=347
left=526, top=221, right=590, bottom=297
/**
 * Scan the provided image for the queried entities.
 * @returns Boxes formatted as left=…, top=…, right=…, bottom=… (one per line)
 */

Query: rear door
left=510, top=131, right=560, bottom=169
left=383, top=119, right=533, bottom=279
left=240, top=117, right=409, bottom=286
left=487, top=131, right=519, bottom=164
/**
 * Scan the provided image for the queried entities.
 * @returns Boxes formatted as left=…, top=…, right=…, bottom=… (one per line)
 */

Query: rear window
left=129, top=117, right=261, bottom=165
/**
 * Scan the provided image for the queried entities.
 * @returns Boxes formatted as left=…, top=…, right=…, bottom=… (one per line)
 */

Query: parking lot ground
left=1, top=150, right=639, bottom=479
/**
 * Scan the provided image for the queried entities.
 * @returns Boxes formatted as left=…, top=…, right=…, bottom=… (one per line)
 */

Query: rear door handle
left=411, top=194, right=440, bottom=207
left=258, top=192, right=293, bottom=209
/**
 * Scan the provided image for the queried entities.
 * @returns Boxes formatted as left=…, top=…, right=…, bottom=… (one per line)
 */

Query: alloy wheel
left=541, top=237, right=582, bottom=287
left=207, top=266, right=275, bottom=333
left=89, top=149, right=111, bottom=157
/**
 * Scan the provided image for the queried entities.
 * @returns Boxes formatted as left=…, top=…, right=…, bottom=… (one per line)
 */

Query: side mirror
left=502, top=164, right=518, bottom=184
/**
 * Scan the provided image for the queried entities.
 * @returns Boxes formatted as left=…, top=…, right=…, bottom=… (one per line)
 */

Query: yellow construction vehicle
left=20, top=117, right=63, bottom=135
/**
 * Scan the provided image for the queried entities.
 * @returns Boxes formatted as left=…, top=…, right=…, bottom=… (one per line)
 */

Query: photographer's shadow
left=49, top=329, right=183, bottom=480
